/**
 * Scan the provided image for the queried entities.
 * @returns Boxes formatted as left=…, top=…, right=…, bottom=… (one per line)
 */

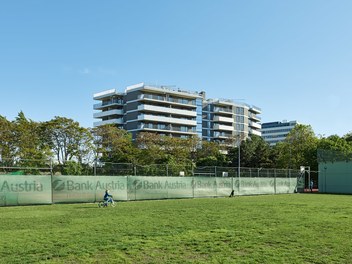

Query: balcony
left=93, top=100, right=124, bottom=110
left=250, top=105, right=261, bottom=114
left=139, top=94, right=197, bottom=107
left=93, top=109, right=124, bottom=119
left=248, top=113, right=261, bottom=122
left=214, top=132, right=232, bottom=138
left=93, top=118, right=123, bottom=127
left=138, top=114, right=196, bottom=126
left=138, top=104, right=197, bottom=117
left=249, top=121, right=261, bottom=129
left=249, top=128, right=261, bottom=136
left=213, top=116, right=234, bottom=123
left=93, top=89, right=120, bottom=100
left=139, top=124, right=197, bottom=134
left=213, top=124, right=233, bottom=131
left=213, top=107, right=233, bottom=114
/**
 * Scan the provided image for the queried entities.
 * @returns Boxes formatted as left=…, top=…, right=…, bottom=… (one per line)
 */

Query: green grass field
left=1, top=194, right=352, bottom=264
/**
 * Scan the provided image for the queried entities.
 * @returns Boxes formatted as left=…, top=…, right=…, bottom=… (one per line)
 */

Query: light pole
left=236, top=133, right=244, bottom=194
left=236, top=133, right=250, bottom=195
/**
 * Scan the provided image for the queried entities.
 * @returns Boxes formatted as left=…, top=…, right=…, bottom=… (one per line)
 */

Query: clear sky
left=1, top=0, right=352, bottom=136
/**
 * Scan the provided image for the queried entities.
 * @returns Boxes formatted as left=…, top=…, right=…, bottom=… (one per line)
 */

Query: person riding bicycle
left=103, top=189, right=113, bottom=205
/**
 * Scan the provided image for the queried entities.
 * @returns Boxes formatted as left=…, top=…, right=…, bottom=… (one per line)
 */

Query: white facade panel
left=213, top=124, right=234, bottom=131
left=138, top=104, right=197, bottom=117
left=138, top=114, right=196, bottom=126
left=213, top=116, right=234, bottom=123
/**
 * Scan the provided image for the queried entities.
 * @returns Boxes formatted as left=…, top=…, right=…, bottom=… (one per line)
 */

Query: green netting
left=0, top=174, right=300, bottom=206
left=52, top=176, right=128, bottom=203
left=0, top=175, right=52, bottom=206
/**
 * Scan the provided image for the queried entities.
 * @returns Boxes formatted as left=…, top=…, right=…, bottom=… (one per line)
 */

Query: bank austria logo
left=132, top=179, right=143, bottom=190
left=52, top=179, right=65, bottom=191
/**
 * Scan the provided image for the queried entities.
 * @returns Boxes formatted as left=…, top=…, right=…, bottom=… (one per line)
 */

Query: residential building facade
left=202, top=99, right=261, bottom=144
left=93, top=83, right=261, bottom=142
left=261, top=120, right=299, bottom=145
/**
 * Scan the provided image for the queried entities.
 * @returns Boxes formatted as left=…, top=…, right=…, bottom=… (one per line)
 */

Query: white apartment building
left=202, top=99, right=261, bottom=144
left=261, top=120, right=299, bottom=145
left=93, top=83, right=262, bottom=142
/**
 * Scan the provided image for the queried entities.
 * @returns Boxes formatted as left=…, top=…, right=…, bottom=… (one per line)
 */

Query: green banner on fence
left=0, top=175, right=299, bottom=206
left=0, top=175, right=52, bottom=206
left=52, top=176, right=128, bottom=203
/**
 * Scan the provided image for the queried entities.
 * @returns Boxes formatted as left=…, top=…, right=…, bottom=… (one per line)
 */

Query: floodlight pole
left=238, top=142, right=241, bottom=194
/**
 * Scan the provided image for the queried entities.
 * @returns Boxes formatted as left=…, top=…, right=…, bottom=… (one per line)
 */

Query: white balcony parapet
left=249, top=129, right=262, bottom=136
left=93, top=109, right=124, bottom=119
left=249, top=121, right=261, bottom=129
left=249, top=113, right=261, bottom=121
left=93, top=89, right=121, bottom=100
left=138, top=114, right=196, bottom=126
left=213, top=124, right=233, bottom=131
left=93, top=118, right=123, bottom=127
left=138, top=104, right=197, bottom=117
left=213, top=116, right=234, bottom=123
left=250, top=105, right=262, bottom=114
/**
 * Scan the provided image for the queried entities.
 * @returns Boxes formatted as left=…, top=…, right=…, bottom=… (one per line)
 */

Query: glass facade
left=196, top=98, right=203, bottom=138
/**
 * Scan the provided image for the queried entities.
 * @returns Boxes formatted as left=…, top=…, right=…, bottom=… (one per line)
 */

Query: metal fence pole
left=94, top=159, right=97, bottom=176
left=274, top=169, right=277, bottom=194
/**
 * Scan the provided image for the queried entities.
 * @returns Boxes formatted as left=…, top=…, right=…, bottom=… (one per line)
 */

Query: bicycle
left=98, top=197, right=116, bottom=208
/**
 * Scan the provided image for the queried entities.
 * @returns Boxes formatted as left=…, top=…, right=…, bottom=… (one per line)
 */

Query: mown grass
left=0, top=194, right=352, bottom=263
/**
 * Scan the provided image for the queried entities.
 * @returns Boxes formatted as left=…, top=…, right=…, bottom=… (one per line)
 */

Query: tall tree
left=0, top=115, right=16, bottom=164
left=45, top=116, right=93, bottom=165
left=93, top=124, right=136, bottom=163
left=238, top=135, right=273, bottom=168
left=13, top=111, right=52, bottom=166
left=195, top=140, right=227, bottom=166
left=274, top=124, right=318, bottom=170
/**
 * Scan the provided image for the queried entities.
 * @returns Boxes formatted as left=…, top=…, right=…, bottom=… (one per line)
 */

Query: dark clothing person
left=310, top=180, right=314, bottom=192
left=104, top=190, right=113, bottom=201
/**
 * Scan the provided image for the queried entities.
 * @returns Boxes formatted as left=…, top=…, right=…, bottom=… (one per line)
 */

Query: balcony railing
left=93, top=99, right=124, bottom=109
left=214, top=107, right=233, bottom=113
left=138, top=114, right=196, bottom=126
left=138, top=124, right=196, bottom=133
left=138, top=104, right=197, bottom=117
left=139, top=94, right=196, bottom=106
left=93, top=109, right=124, bottom=119
left=93, top=118, right=123, bottom=127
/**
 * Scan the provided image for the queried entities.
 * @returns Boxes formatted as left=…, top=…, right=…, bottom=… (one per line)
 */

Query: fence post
left=134, top=165, right=137, bottom=176
left=50, top=158, right=53, bottom=177
left=94, top=158, right=97, bottom=176
left=166, top=164, right=168, bottom=177
left=274, top=169, right=277, bottom=194
left=215, top=166, right=217, bottom=177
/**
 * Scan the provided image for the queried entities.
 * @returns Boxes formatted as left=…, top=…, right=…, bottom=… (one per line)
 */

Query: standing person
left=310, top=180, right=314, bottom=192
left=229, top=190, right=235, bottom=197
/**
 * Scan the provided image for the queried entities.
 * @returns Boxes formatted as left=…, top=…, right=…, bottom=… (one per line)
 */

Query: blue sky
left=1, top=0, right=352, bottom=136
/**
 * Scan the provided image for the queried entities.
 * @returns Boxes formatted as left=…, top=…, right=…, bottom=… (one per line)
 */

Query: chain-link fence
left=0, top=159, right=303, bottom=179
left=0, top=158, right=52, bottom=175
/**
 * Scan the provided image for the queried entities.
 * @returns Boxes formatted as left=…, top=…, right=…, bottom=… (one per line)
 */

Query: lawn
left=0, top=194, right=352, bottom=263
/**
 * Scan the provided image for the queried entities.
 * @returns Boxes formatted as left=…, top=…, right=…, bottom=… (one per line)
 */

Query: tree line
left=1, top=112, right=352, bottom=175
